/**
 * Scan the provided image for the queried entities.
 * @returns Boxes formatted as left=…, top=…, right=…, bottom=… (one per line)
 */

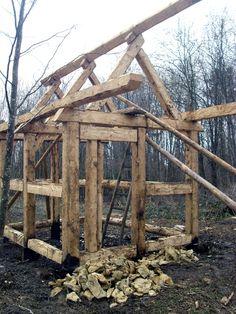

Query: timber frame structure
left=1, top=0, right=236, bottom=265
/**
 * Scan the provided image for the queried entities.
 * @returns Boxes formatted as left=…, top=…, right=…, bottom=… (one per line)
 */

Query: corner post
left=185, top=130, right=199, bottom=240
left=62, top=122, right=80, bottom=264
left=131, top=127, right=146, bottom=256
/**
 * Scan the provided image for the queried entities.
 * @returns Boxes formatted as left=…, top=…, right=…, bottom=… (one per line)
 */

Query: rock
left=50, top=286, right=63, bottom=297
left=132, top=278, right=152, bottom=294
left=87, top=274, right=106, bottom=299
left=159, top=273, right=174, bottom=286
left=63, top=279, right=81, bottom=293
left=83, top=290, right=94, bottom=301
left=66, top=291, right=80, bottom=302
left=110, top=302, right=118, bottom=308
left=107, top=287, right=114, bottom=298
left=148, top=289, right=158, bottom=296
left=137, top=265, right=150, bottom=278
left=112, top=270, right=123, bottom=281
left=87, top=261, right=104, bottom=273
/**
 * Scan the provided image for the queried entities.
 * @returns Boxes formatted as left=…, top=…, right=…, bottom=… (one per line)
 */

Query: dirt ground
left=0, top=218, right=235, bottom=314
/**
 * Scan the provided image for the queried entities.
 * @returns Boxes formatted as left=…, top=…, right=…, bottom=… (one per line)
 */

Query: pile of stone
left=49, top=246, right=198, bottom=308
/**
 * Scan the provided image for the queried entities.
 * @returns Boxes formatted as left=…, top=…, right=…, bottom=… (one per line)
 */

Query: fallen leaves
left=49, top=246, right=198, bottom=307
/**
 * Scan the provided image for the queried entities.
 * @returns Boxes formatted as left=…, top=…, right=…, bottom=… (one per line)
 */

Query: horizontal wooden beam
left=8, top=220, right=51, bottom=230
left=55, top=110, right=202, bottom=131
left=146, top=234, right=192, bottom=252
left=0, top=74, right=143, bottom=133
left=41, top=0, right=201, bottom=85
left=146, top=182, right=192, bottom=195
left=27, top=238, right=63, bottom=264
left=4, top=179, right=193, bottom=197
left=80, top=125, right=137, bottom=142
left=181, top=102, right=236, bottom=121
left=3, top=225, right=24, bottom=246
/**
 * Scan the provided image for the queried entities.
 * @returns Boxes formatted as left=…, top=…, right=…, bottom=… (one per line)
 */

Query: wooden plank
left=3, top=225, right=24, bottom=246
left=41, top=0, right=202, bottom=85
left=62, top=122, right=80, bottom=260
left=131, top=128, right=146, bottom=255
left=97, top=142, right=104, bottom=249
left=80, top=125, right=137, bottom=142
left=146, top=136, right=236, bottom=213
left=56, top=110, right=203, bottom=131
left=146, top=234, right=192, bottom=252
left=0, top=74, right=143, bottom=133
left=136, top=48, right=180, bottom=119
left=28, top=238, right=63, bottom=264
left=84, top=140, right=99, bottom=252
left=181, top=102, right=236, bottom=121
left=23, top=134, right=36, bottom=246
left=146, top=182, right=192, bottom=195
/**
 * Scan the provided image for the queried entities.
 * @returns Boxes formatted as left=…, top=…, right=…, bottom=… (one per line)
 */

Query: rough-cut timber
left=42, top=0, right=202, bottom=85
left=0, top=74, right=143, bottom=132
left=62, top=122, right=80, bottom=260
left=181, top=102, right=236, bottom=121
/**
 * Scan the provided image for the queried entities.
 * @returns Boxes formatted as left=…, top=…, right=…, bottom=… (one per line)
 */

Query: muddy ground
left=0, top=218, right=235, bottom=314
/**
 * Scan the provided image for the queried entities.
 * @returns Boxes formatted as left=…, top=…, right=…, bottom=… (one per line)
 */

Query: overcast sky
left=1, top=0, right=236, bottom=85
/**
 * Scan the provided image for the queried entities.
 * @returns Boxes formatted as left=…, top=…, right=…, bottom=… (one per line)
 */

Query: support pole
left=50, top=143, right=60, bottom=240
left=62, top=122, right=80, bottom=264
left=131, top=128, right=146, bottom=255
left=185, top=131, right=199, bottom=239
left=85, top=140, right=99, bottom=252
left=23, top=134, right=37, bottom=259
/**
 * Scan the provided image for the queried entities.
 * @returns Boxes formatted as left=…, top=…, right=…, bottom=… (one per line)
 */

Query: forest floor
left=0, top=217, right=236, bottom=314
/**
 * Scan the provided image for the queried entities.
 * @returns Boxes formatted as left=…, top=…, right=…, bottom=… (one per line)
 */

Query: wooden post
left=0, top=140, right=6, bottom=200
left=62, top=122, right=80, bottom=264
left=185, top=131, right=199, bottom=240
left=131, top=128, right=146, bottom=256
left=84, top=140, right=99, bottom=252
left=97, top=142, right=104, bottom=249
left=50, top=143, right=60, bottom=240
left=23, top=134, right=37, bottom=258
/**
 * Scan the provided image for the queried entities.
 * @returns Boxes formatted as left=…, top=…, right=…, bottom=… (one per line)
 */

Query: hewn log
left=55, top=109, right=202, bottom=131
left=23, top=134, right=36, bottom=246
left=131, top=128, right=146, bottom=255
left=28, top=239, right=63, bottom=264
left=185, top=131, right=199, bottom=237
left=0, top=74, right=143, bottom=133
left=126, top=103, right=236, bottom=176
left=136, top=48, right=180, bottom=119
left=85, top=140, right=99, bottom=252
left=146, top=136, right=236, bottom=213
left=3, top=225, right=24, bottom=246
left=181, top=102, right=236, bottom=121
left=62, top=122, right=80, bottom=260
left=146, top=234, right=192, bottom=252
left=41, top=0, right=201, bottom=85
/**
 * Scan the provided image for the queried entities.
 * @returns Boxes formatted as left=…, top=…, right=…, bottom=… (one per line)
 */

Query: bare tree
left=0, top=0, right=74, bottom=237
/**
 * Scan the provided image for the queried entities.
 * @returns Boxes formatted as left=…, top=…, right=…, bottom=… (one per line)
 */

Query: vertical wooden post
left=50, top=143, right=60, bottom=240
left=62, top=122, right=80, bottom=262
left=85, top=140, right=99, bottom=252
left=23, top=134, right=36, bottom=249
left=185, top=131, right=199, bottom=240
left=0, top=140, right=6, bottom=200
left=131, top=128, right=146, bottom=256
left=97, top=142, right=104, bottom=249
